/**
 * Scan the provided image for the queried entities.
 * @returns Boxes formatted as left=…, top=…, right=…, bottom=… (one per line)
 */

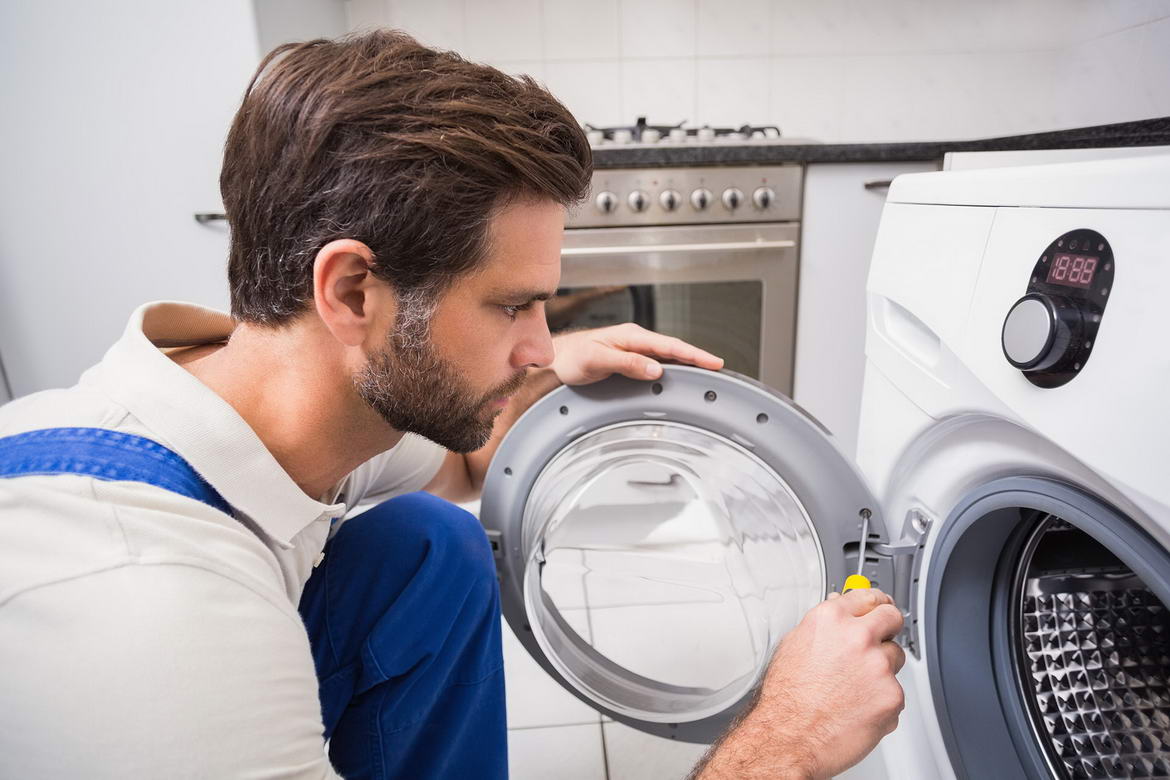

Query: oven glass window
left=520, top=421, right=825, bottom=723
left=549, top=282, right=762, bottom=379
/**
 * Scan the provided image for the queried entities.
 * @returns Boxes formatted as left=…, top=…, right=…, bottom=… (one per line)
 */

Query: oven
left=554, top=165, right=803, bottom=395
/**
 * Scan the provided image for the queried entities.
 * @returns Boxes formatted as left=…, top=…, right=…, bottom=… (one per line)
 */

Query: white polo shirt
left=0, top=302, right=447, bottom=778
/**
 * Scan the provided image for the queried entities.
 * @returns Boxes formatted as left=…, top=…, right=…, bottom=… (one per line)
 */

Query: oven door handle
left=561, top=239, right=795, bottom=257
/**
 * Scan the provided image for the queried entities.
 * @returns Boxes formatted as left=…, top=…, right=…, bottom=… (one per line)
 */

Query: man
left=0, top=30, right=904, bottom=779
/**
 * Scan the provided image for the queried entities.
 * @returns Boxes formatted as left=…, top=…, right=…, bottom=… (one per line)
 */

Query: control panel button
left=691, top=188, right=712, bottom=211
left=752, top=186, right=775, bottom=210
left=627, top=190, right=649, bottom=212
left=659, top=189, right=681, bottom=212
left=594, top=191, right=618, bottom=214
left=722, top=188, right=744, bottom=210
left=1001, top=293, right=1083, bottom=372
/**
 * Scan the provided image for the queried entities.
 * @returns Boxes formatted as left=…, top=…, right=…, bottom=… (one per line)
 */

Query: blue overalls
left=0, top=427, right=508, bottom=779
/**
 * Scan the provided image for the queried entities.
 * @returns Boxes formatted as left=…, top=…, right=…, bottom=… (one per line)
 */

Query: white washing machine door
left=480, top=366, right=891, bottom=742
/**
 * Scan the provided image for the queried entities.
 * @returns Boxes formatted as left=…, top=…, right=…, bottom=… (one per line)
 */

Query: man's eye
left=501, top=302, right=533, bottom=318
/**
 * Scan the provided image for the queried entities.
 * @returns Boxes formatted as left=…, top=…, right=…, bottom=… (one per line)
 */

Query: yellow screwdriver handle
left=842, top=574, right=871, bottom=593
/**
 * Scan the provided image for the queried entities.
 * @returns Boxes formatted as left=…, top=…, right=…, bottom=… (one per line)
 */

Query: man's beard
left=353, top=312, right=529, bottom=454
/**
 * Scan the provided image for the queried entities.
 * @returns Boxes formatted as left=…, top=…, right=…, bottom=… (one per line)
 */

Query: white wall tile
left=697, top=0, right=770, bottom=57
left=544, top=60, right=624, bottom=124
left=543, top=0, right=620, bottom=61
left=621, top=58, right=696, bottom=125
left=1052, top=26, right=1146, bottom=130
left=695, top=57, right=771, bottom=126
left=621, top=0, right=697, bottom=58
left=464, top=0, right=543, bottom=61
left=387, top=0, right=466, bottom=51
left=603, top=721, right=709, bottom=779
left=509, top=724, right=607, bottom=780
left=346, top=0, right=1163, bottom=152
left=490, top=59, right=547, bottom=81
left=503, top=613, right=600, bottom=728
left=344, top=0, right=391, bottom=32
left=1135, top=15, right=1170, bottom=118
left=1073, top=0, right=1170, bottom=42
left=769, top=56, right=844, bottom=140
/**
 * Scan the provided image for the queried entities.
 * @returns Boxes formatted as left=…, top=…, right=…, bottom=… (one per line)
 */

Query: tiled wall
left=344, top=0, right=1170, bottom=142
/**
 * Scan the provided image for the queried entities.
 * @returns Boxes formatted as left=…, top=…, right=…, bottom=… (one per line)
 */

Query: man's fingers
left=604, top=348, right=662, bottom=381
left=861, top=603, right=905, bottom=643
left=610, top=325, right=724, bottom=371
left=880, top=639, right=907, bottom=674
left=837, top=587, right=894, bottom=616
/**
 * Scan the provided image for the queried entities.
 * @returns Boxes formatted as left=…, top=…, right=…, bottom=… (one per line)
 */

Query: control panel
left=1001, top=228, right=1114, bottom=388
left=566, top=165, right=803, bottom=228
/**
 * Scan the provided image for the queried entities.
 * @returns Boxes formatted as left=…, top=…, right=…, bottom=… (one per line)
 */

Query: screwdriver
left=842, top=508, right=872, bottom=593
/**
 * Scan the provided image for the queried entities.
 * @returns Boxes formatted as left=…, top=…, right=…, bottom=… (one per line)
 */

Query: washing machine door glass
left=523, top=420, right=823, bottom=722
left=481, top=366, right=884, bottom=741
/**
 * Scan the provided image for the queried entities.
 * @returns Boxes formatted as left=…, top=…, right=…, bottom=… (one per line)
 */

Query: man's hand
left=550, top=323, right=724, bottom=386
left=694, top=589, right=906, bottom=780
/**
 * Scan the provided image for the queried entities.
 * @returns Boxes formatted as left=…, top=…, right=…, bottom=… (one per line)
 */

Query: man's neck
left=170, top=322, right=403, bottom=500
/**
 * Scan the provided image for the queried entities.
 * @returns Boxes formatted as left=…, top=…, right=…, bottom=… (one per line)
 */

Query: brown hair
left=220, top=29, right=592, bottom=325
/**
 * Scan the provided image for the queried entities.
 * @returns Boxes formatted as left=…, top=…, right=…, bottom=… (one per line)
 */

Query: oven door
left=556, top=223, right=798, bottom=395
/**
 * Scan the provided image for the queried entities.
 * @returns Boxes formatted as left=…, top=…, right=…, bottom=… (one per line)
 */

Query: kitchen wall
left=343, top=0, right=1170, bottom=142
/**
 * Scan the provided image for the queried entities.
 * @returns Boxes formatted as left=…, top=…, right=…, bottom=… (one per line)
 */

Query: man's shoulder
left=0, top=378, right=130, bottom=438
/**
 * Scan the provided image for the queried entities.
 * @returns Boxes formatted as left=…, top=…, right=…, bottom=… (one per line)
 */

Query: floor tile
left=587, top=601, right=763, bottom=692
left=509, top=723, right=607, bottom=780
left=603, top=720, right=710, bottom=780
left=503, top=612, right=601, bottom=729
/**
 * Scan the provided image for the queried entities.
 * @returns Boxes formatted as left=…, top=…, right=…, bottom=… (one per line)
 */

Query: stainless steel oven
left=555, top=165, right=802, bottom=394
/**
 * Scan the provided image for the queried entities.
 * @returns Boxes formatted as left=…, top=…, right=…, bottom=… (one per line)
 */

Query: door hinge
left=870, top=508, right=932, bottom=659
left=485, top=529, right=504, bottom=560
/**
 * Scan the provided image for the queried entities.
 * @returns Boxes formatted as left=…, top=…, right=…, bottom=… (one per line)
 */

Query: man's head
left=220, top=30, right=591, bottom=451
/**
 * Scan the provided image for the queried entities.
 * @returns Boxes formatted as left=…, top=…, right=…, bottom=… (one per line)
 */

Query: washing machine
left=480, top=151, right=1170, bottom=779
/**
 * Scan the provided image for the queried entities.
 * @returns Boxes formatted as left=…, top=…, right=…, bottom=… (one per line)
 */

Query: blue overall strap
left=0, top=427, right=232, bottom=515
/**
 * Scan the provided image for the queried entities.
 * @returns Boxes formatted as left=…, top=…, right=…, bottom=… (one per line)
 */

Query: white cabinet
left=0, top=1, right=344, bottom=398
left=794, top=161, right=939, bottom=458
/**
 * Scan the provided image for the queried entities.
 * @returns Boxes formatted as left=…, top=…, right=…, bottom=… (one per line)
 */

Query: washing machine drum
left=479, top=366, right=886, bottom=743
left=1012, top=518, right=1170, bottom=778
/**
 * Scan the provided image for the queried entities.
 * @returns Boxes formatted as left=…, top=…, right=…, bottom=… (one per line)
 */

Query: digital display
left=1047, top=253, right=1099, bottom=289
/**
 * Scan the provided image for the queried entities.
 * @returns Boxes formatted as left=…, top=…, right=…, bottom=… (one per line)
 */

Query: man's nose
left=512, top=312, right=556, bottom=369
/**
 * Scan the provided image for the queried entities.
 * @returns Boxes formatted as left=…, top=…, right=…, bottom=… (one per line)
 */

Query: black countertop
left=591, top=116, right=1170, bottom=168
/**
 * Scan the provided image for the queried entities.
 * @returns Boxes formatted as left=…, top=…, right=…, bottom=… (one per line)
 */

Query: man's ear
left=311, top=239, right=396, bottom=348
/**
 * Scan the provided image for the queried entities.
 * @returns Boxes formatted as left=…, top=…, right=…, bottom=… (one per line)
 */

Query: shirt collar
left=95, top=301, right=344, bottom=548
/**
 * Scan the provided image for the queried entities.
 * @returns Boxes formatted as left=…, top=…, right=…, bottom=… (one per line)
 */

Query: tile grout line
left=600, top=717, right=612, bottom=780
left=508, top=720, right=605, bottom=731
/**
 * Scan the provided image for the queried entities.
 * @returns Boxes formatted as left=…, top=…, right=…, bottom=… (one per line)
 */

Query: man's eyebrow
left=492, top=288, right=556, bottom=303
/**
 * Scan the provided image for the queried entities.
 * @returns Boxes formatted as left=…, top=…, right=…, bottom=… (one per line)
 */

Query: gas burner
left=584, top=117, right=783, bottom=147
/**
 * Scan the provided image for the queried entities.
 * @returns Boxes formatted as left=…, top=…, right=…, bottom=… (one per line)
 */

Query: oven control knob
left=595, top=191, right=618, bottom=214
left=628, top=190, right=649, bottom=212
left=691, top=188, right=712, bottom=211
left=1001, top=293, right=1084, bottom=373
left=722, top=187, right=744, bottom=210
left=659, top=190, right=681, bottom=211
left=752, top=186, right=776, bottom=210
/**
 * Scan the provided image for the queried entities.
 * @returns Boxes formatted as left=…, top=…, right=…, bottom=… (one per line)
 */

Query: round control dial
left=595, top=191, right=618, bottom=214
left=752, top=186, right=775, bottom=210
left=628, top=190, right=649, bottom=213
left=1001, top=294, right=1083, bottom=372
left=659, top=189, right=681, bottom=212
left=722, top=188, right=744, bottom=211
left=691, top=188, right=712, bottom=211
